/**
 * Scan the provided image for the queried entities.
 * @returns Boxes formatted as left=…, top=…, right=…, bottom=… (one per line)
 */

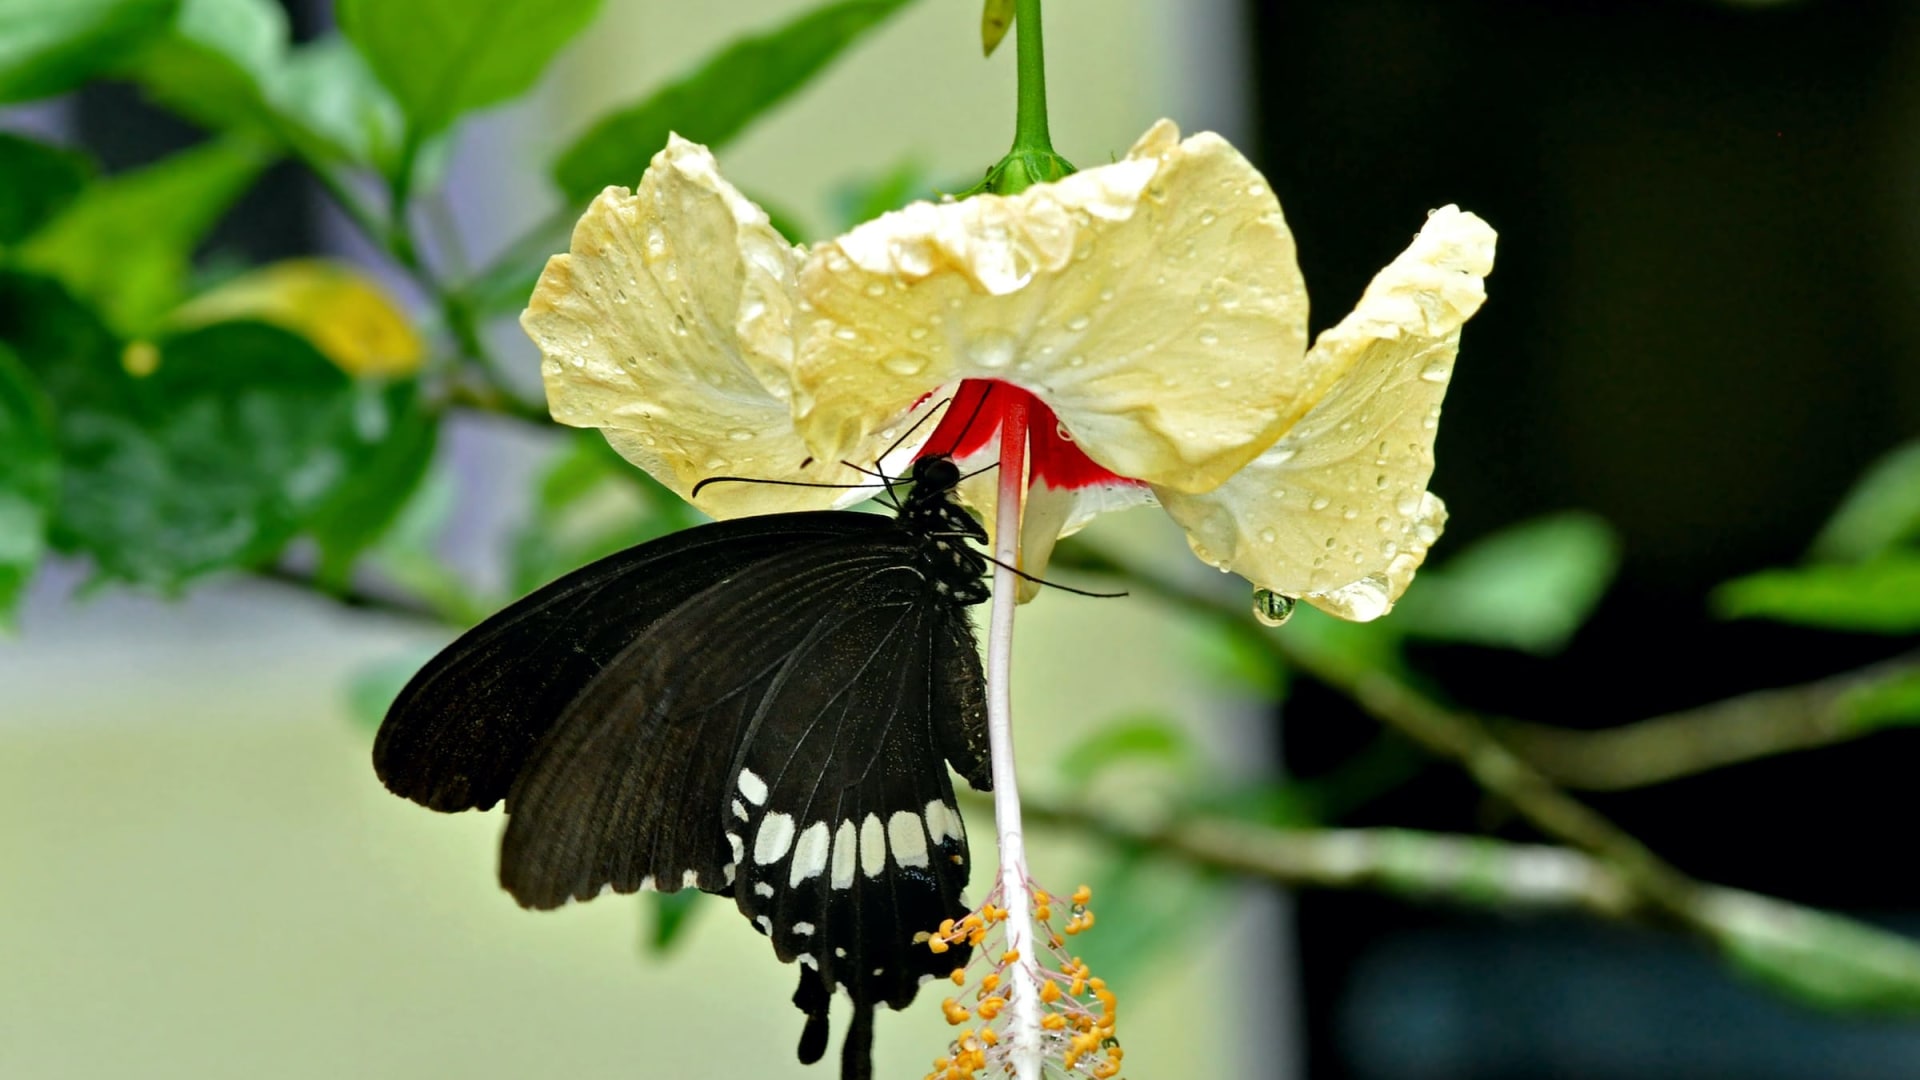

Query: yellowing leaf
left=171, top=258, right=423, bottom=376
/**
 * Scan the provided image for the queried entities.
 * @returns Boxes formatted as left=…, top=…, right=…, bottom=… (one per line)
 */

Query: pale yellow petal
left=792, top=120, right=1314, bottom=494
left=1157, top=206, right=1497, bottom=621
left=526, top=136, right=881, bottom=517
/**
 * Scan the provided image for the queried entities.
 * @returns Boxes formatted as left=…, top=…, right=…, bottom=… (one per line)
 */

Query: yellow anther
left=941, top=998, right=971, bottom=1025
left=1070, top=978, right=1086, bottom=996
left=1073, top=885, right=1092, bottom=905
left=980, top=1028, right=998, bottom=1046
left=1042, top=1014, right=1068, bottom=1031
left=1000, top=949, right=1020, bottom=964
left=928, top=937, right=950, bottom=954
left=939, top=918, right=956, bottom=935
left=1039, top=980, right=1062, bottom=1003
left=1035, top=905, right=1052, bottom=921
left=1089, top=977, right=1107, bottom=992
left=976, top=995, right=1005, bottom=1020
left=1081, top=910, right=1096, bottom=929
left=1093, top=1062, right=1121, bottom=1078
left=950, top=967, right=967, bottom=985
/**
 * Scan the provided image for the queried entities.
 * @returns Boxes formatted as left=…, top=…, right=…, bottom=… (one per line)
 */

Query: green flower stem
left=975, top=0, right=1074, bottom=196
left=1011, top=0, right=1052, bottom=155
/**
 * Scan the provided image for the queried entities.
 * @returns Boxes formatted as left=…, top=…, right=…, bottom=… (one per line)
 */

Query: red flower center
left=916, top=380, right=1143, bottom=492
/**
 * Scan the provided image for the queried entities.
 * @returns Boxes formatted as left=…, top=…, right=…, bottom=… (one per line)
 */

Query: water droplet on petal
left=1067, top=314, right=1092, bottom=331
left=908, top=326, right=929, bottom=341
left=865, top=282, right=888, bottom=298
left=883, top=354, right=926, bottom=376
left=1198, top=210, right=1218, bottom=226
left=833, top=327, right=859, bottom=342
left=1067, top=355, right=1086, bottom=368
left=727, top=429, right=755, bottom=442
left=1251, top=589, right=1296, bottom=627
left=1258, top=527, right=1278, bottom=544
left=1198, top=330, right=1220, bottom=347
left=1420, top=358, right=1452, bottom=383
left=1309, top=496, right=1331, bottom=511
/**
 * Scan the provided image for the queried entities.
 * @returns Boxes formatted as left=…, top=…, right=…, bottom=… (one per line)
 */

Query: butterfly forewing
left=497, top=541, right=913, bottom=907
left=375, top=512, right=892, bottom=812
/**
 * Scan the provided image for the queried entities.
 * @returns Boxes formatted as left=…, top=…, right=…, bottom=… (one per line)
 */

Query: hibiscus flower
left=525, top=120, right=1494, bottom=620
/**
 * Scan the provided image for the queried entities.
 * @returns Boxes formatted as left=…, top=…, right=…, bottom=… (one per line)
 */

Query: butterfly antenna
left=877, top=395, right=952, bottom=464
left=976, top=550, right=1128, bottom=599
left=690, top=474, right=894, bottom=498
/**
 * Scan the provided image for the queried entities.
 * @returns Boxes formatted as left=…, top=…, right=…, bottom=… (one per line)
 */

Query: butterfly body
left=374, top=456, right=992, bottom=1079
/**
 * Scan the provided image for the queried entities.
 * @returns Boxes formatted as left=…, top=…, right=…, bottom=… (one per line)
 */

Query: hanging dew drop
left=1251, top=589, right=1297, bottom=627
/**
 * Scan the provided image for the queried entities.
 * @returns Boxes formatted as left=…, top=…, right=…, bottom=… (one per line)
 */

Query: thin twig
left=1494, top=653, right=1920, bottom=790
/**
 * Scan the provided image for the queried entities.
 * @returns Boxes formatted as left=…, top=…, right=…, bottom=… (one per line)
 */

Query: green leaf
left=1839, top=670, right=1920, bottom=733
left=336, top=0, right=603, bottom=143
left=0, top=0, right=175, bottom=103
left=308, top=381, right=441, bottom=589
left=1714, top=554, right=1920, bottom=634
left=646, top=890, right=706, bottom=954
left=0, top=342, right=57, bottom=626
left=0, top=133, right=92, bottom=246
left=18, top=137, right=272, bottom=334
left=1, top=274, right=371, bottom=590
left=1810, top=439, right=1920, bottom=562
left=1393, top=511, right=1620, bottom=655
left=1055, top=714, right=1196, bottom=790
left=552, top=0, right=917, bottom=203
left=273, top=35, right=406, bottom=171
left=117, top=0, right=282, bottom=132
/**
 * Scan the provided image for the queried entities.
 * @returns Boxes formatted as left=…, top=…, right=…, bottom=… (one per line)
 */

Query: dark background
left=1249, top=2, right=1920, bottom=1077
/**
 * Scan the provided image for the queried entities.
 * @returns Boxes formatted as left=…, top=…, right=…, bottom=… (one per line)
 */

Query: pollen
left=920, top=878, right=1125, bottom=1077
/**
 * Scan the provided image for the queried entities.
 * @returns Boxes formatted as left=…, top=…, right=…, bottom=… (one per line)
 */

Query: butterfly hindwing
left=374, top=512, right=889, bottom=812
left=727, top=576, right=978, bottom=1011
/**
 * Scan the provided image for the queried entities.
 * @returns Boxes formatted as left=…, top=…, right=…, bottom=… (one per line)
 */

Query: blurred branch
left=1050, top=542, right=1700, bottom=917
left=1013, top=790, right=1920, bottom=1013
left=1012, top=792, right=1635, bottom=918
left=1496, top=652, right=1920, bottom=791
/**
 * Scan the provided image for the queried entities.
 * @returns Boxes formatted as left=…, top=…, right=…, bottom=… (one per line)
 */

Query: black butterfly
left=373, top=454, right=994, bottom=1080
